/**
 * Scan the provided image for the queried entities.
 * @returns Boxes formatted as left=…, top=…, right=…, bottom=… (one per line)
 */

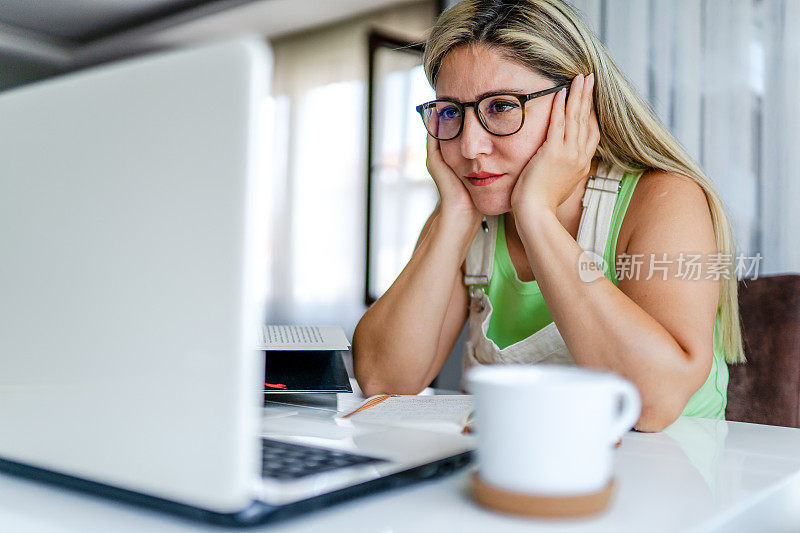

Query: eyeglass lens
left=420, top=95, right=524, bottom=140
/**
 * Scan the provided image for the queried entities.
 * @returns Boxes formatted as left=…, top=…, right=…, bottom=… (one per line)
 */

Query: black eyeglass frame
left=416, top=83, right=571, bottom=140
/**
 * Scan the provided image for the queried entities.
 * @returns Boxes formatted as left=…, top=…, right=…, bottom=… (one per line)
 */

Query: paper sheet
left=340, top=395, right=474, bottom=426
left=257, top=325, right=350, bottom=350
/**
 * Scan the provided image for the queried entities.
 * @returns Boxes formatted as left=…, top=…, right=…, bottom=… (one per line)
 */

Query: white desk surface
left=3, top=387, right=800, bottom=533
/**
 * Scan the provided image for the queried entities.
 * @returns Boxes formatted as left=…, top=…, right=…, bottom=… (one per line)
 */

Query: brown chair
left=726, top=274, right=800, bottom=427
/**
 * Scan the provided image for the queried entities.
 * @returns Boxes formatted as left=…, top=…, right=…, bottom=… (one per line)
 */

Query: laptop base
left=0, top=452, right=472, bottom=527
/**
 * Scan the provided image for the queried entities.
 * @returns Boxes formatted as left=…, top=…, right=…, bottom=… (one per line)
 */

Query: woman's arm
left=353, top=131, right=483, bottom=397
left=512, top=73, right=717, bottom=431
left=515, top=173, right=718, bottom=432
left=352, top=206, right=478, bottom=396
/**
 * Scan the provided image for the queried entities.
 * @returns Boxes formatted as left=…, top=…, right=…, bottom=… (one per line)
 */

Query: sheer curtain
left=567, top=0, right=799, bottom=275
left=265, top=2, right=436, bottom=336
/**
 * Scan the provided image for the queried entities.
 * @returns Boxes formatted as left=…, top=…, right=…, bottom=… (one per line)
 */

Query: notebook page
left=257, top=325, right=350, bottom=350
left=339, top=395, right=474, bottom=428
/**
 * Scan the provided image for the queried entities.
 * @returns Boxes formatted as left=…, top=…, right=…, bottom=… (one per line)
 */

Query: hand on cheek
left=509, top=73, right=601, bottom=214
left=425, top=132, right=481, bottom=223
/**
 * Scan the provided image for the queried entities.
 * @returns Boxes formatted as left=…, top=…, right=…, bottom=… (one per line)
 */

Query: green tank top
left=485, top=170, right=728, bottom=419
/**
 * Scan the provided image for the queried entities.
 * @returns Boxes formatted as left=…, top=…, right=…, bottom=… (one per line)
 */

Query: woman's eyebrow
left=436, top=89, right=526, bottom=101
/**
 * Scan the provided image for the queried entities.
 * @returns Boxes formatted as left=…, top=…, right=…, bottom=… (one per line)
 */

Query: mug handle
left=609, top=380, right=641, bottom=444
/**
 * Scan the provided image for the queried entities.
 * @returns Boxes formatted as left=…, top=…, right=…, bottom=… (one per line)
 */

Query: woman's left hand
left=510, top=73, right=600, bottom=214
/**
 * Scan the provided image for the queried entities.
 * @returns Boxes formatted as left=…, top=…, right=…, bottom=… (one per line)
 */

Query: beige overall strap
left=575, top=161, right=625, bottom=265
left=464, top=215, right=499, bottom=287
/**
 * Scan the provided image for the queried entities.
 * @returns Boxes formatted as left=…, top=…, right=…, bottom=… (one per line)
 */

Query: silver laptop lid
left=0, top=38, right=271, bottom=512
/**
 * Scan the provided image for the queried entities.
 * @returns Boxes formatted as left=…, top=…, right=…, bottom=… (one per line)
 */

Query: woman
left=352, top=0, right=743, bottom=432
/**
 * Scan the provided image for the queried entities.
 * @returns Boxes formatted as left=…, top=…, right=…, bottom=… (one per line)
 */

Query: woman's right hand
left=426, top=133, right=481, bottom=224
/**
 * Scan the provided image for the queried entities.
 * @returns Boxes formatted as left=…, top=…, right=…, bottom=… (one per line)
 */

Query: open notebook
left=338, top=395, right=475, bottom=434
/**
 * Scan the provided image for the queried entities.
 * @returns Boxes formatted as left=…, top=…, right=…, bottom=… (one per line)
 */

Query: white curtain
left=265, top=2, right=437, bottom=336
left=760, top=0, right=800, bottom=275
left=567, top=0, right=800, bottom=275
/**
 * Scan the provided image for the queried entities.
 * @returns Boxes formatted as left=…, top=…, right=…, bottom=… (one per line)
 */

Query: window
left=365, top=30, right=436, bottom=305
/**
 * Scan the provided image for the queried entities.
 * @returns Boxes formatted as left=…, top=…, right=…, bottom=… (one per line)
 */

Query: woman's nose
left=459, top=108, right=493, bottom=159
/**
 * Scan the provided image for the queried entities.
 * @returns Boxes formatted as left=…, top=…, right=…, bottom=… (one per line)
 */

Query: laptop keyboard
left=261, top=438, right=386, bottom=480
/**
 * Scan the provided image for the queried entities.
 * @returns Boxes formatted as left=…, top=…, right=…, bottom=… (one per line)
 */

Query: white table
left=2, top=391, right=800, bottom=533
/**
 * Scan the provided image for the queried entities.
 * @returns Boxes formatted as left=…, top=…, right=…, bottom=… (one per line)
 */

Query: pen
left=461, top=411, right=475, bottom=434
left=341, top=394, right=396, bottom=418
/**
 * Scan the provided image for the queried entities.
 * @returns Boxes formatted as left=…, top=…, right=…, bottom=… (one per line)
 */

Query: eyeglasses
left=415, top=83, right=570, bottom=141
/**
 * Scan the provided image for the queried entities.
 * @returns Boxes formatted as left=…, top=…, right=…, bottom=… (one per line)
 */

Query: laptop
left=0, top=38, right=473, bottom=526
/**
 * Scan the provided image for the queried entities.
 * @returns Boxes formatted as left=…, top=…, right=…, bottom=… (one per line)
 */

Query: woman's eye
left=438, top=106, right=460, bottom=120
left=488, top=100, right=519, bottom=113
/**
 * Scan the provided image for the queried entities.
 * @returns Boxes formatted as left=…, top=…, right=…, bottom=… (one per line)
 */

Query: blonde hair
left=423, top=0, right=744, bottom=364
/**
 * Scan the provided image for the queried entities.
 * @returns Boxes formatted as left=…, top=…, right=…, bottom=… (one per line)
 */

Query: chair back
left=726, top=274, right=800, bottom=427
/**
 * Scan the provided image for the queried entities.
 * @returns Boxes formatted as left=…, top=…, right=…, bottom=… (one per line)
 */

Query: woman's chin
left=469, top=192, right=511, bottom=216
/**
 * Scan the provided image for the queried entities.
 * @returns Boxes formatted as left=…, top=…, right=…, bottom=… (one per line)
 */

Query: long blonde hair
left=423, top=0, right=744, bottom=364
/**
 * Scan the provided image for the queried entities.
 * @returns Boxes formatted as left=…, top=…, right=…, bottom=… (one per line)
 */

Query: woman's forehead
left=435, top=44, right=549, bottom=100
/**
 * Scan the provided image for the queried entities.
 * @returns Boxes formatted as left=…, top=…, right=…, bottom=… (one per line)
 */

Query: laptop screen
left=0, top=38, right=273, bottom=512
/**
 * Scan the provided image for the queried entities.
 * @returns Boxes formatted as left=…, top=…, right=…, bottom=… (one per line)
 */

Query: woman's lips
left=466, top=172, right=504, bottom=187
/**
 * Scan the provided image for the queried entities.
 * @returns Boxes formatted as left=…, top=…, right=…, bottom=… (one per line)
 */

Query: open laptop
left=0, top=38, right=472, bottom=526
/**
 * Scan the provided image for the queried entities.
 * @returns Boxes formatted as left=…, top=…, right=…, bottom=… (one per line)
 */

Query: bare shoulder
left=618, top=169, right=715, bottom=255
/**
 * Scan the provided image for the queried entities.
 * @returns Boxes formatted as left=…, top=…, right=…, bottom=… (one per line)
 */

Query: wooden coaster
left=470, top=472, right=615, bottom=518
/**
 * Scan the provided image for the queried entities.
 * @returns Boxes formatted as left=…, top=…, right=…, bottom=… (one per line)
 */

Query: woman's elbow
left=634, top=351, right=710, bottom=432
left=356, top=375, right=387, bottom=398
left=352, top=345, right=425, bottom=397
left=355, top=368, right=425, bottom=397
left=352, top=343, right=381, bottom=396
left=351, top=325, right=383, bottom=394
left=634, top=399, right=683, bottom=433
left=353, top=357, right=388, bottom=397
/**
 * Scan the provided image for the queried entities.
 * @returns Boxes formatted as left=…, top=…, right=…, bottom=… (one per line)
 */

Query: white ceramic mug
left=466, top=364, right=641, bottom=496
